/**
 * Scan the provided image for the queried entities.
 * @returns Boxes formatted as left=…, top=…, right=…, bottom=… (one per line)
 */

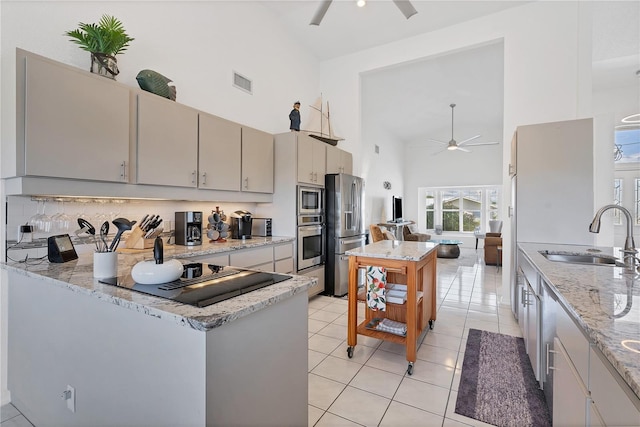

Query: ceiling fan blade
left=393, top=0, right=418, bottom=20
left=431, top=146, right=449, bottom=156
left=457, top=135, right=481, bottom=146
left=456, top=147, right=471, bottom=153
left=464, top=141, right=501, bottom=147
left=428, top=138, right=447, bottom=145
left=310, top=0, right=333, bottom=26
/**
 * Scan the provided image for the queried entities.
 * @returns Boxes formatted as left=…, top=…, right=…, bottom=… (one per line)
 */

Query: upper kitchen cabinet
left=135, top=92, right=198, bottom=187
left=326, top=145, right=353, bottom=175
left=297, top=133, right=326, bottom=185
left=18, top=50, right=130, bottom=182
left=199, top=113, right=241, bottom=191
left=241, top=126, right=274, bottom=193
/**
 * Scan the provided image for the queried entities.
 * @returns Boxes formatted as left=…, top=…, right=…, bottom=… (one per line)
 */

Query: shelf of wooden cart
left=356, top=320, right=407, bottom=344
left=356, top=289, right=423, bottom=324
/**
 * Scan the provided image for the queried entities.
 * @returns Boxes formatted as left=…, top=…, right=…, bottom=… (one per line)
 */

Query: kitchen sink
left=539, top=251, right=624, bottom=267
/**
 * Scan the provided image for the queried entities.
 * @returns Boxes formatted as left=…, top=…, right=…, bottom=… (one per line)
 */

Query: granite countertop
left=1, top=236, right=315, bottom=332
left=518, top=242, right=640, bottom=400
left=346, top=240, right=439, bottom=261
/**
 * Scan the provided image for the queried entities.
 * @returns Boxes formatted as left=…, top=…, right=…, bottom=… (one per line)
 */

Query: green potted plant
left=65, top=14, right=134, bottom=79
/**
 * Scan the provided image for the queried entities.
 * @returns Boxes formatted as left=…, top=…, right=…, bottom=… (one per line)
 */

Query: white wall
left=318, top=1, right=594, bottom=304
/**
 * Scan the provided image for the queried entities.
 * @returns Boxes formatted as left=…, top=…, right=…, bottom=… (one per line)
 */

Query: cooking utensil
left=109, top=218, right=137, bottom=252
left=99, top=221, right=110, bottom=252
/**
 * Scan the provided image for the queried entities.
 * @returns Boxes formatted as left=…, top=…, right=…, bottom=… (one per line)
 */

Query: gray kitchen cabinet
left=589, top=346, right=640, bottom=426
left=19, top=50, right=130, bottom=182
left=553, top=336, right=589, bottom=427
left=198, top=113, right=241, bottom=191
left=297, top=133, right=326, bottom=185
left=326, top=145, right=353, bottom=175
left=136, top=93, right=199, bottom=187
left=241, top=126, right=274, bottom=193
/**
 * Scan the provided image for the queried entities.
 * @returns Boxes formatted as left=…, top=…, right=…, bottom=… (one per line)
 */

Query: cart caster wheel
left=407, top=363, right=414, bottom=376
left=429, top=320, right=434, bottom=330
left=347, top=346, right=354, bottom=359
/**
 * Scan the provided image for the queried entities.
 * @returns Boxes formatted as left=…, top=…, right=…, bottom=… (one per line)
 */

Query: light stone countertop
left=518, top=242, right=640, bottom=400
left=346, top=240, right=439, bottom=261
left=2, top=236, right=315, bottom=332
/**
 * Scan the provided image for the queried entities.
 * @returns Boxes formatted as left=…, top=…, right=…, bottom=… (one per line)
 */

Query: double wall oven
left=297, top=186, right=325, bottom=271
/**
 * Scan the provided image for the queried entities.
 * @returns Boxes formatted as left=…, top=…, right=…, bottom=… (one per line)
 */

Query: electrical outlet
left=66, top=385, right=75, bottom=413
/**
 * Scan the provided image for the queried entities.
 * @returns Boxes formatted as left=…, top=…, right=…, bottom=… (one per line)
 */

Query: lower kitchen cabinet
left=301, top=265, right=325, bottom=297
left=589, top=346, right=640, bottom=426
left=188, top=242, right=294, bottom=275
left=553, top=336, right=589, bottom=426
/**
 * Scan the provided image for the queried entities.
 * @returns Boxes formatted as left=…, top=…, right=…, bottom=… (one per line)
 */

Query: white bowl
left=131, top=258, right=183, bottom=285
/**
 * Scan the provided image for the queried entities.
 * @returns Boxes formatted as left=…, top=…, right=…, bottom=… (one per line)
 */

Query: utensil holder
left=93, top=251, right=118, bottom=279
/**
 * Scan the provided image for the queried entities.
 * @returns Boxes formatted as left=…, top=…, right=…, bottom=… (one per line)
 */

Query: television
left=392, top=196, right=403, bottom=223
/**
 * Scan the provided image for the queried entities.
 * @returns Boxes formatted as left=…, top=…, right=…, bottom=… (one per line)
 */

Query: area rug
left=455, top=329, right=551, bottom=427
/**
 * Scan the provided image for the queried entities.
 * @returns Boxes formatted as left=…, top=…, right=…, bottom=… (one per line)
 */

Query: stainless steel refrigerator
left=325, top=173, right=366, bottom=296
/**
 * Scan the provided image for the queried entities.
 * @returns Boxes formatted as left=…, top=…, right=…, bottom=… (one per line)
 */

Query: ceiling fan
left=310, top=0, right=418, bottom=26
left=429, top=103, right=500, bottom=154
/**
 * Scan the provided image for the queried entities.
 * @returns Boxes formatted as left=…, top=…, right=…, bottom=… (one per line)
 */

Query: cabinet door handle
left=191, top=170, right=196, bottom=185
left=120, top=161, right=127, bottom=180
left=314, top=172, right=318, bottom=182
left=202, top=172, right=207, bottom=186
left=309, top=172, right=314, bottom=182
left=546, top=343, right=558, bottom=374
left=244, top=177, right=249, bottom=189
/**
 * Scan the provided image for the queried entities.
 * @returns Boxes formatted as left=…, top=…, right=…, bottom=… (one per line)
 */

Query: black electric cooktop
left=99, top=262, right=291, bottom=308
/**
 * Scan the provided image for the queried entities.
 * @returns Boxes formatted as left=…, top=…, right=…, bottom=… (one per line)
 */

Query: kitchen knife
left=139, top=214, right=149, bottom=230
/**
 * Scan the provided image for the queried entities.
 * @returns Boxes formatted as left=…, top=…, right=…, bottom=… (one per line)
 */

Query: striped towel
left=366, top=266, right=386, bottom=311
left=376, top=318, right=407, bottom=336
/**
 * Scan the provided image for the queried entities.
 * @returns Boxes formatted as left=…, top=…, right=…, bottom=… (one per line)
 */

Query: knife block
left=132, top=238, right=155, bottom=250
left=125, top=227, right=146, bottom=249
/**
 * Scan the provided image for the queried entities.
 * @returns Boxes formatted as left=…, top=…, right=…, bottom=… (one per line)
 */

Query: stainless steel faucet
left=589, top=204, right=637, bottom=269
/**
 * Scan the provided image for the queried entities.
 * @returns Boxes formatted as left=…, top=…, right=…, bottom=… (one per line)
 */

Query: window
left=425, top=191, right=435, bottom=229
left=614, top=179, right=622, bottom=225
left=636, top=179, right=640, bottom=226
left=418, top=186, right=501, bottom=233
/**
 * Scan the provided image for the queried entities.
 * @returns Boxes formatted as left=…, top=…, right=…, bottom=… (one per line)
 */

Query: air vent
left=233, top=71, right=252, bottom=94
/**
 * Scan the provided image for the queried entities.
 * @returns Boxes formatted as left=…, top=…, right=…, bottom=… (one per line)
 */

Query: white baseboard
left=1, top=388, right=11, bottom=406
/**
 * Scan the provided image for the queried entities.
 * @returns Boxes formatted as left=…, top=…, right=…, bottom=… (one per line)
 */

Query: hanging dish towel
left=366, top=266, right=386, bottom=311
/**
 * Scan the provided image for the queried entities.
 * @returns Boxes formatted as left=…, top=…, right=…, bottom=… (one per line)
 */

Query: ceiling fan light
left=357, top=0, right=366, bottom=7
left=621, top=113, right=640, bottom=123
left=447, top=145, right=457, bottom=151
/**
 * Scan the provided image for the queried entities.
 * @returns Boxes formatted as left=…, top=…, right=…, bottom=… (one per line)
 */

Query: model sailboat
left=303, top=95, right=344, bottom=146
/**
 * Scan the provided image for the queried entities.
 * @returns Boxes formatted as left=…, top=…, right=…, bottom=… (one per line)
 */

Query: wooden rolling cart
left=346, top=241, right=438, bottom=375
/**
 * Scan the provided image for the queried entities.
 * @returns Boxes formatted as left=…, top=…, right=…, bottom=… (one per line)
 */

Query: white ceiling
left=261, top=1, right=639, bottom=147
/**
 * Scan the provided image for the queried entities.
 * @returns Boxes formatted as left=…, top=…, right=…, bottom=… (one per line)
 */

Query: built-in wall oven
left=298, top=186, right=323, bottom=216
left=297, top=217, right=324, bottom=271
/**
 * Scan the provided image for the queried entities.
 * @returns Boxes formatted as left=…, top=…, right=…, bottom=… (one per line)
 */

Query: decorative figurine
left=289, top=101, right=301, bottom=131
left=136, top=69, right=177, bottom=101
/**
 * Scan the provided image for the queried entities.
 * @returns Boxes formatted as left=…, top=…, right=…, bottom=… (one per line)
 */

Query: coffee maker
left=230, top=210, right=253, bottom=239
left=175, top=211, right=203, bottom=246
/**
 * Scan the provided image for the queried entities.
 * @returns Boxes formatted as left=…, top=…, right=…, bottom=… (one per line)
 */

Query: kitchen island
left=2, top=236, right=313, bottom=427
left=518, top=243, right=640, bottom=425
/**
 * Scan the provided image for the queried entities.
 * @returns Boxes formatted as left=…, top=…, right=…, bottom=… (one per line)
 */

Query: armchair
left=369, top=225, right=395, bottom=242
left=484, top=232, right=502, bottom=265
left=402, top=223, right=431, bottom=242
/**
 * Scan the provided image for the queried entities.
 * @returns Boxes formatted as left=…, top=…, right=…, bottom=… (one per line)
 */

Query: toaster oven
left=251, top=218, right=272, bottom=237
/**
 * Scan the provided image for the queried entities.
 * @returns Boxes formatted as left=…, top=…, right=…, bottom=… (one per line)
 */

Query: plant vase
left=90, top=52, right=119, bottom=79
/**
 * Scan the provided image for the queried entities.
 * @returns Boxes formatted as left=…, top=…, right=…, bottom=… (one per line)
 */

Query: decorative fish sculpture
left=136, top=69, right=177, bottom=101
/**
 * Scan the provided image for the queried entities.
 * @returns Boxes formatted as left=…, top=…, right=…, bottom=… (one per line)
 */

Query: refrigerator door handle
left=341, top=237, right=365, bottom=245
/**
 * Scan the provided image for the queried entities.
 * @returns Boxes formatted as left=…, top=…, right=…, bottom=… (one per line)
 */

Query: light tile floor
left=0, top=248, right=518, bottom=427
left=307, top=248, right=520, bottom=427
